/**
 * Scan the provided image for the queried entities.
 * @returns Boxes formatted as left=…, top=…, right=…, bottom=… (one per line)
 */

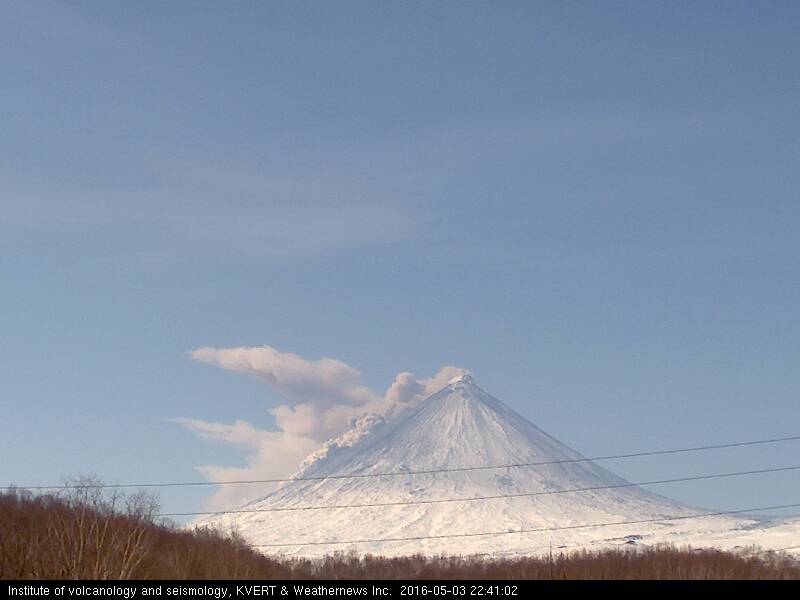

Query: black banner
left=3, top=580, right=797, bottom=599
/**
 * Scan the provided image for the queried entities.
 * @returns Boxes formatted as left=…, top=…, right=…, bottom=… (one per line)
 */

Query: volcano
left=197, top=375, right=797, bottom=556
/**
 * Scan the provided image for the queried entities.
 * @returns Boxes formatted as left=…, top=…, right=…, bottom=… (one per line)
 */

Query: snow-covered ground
left=196, top=375, right=800, bottom=558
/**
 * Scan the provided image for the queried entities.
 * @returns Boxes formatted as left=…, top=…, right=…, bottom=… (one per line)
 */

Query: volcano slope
left=196, top=375, right=798, bottom=557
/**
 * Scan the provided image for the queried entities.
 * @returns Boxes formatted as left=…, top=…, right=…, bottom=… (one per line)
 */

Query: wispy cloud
left=178, top=345, right=468, bottom=510
left=190, top=346, right=378, bottom=408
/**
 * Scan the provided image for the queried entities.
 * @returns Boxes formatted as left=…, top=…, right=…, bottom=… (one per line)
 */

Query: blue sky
left=2, top=2, right=799, bottom=516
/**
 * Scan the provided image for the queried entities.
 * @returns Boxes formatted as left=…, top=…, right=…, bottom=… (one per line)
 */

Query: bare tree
left=41, top=474, right=159, bottom=579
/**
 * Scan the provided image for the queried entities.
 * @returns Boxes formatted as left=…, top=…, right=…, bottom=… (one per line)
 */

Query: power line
left=7, top=434, right=800, bottom=491
left=250, top=502, right=800, bottom=548
left=158, top=464, right=800, bottom=517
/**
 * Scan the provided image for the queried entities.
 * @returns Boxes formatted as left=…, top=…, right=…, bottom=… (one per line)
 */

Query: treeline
left=0, top=479, right=283, bottom=579
left=295, top=549, right=800, bottom=580
left=1, top=482, right=798, bottom=580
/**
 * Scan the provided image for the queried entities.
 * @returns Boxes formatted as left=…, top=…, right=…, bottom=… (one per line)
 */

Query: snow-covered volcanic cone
left=197, top=375, right=799, bottom=557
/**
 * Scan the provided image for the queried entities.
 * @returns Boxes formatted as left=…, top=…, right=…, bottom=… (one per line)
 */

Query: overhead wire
left=157, top=464, right=800, bottom=517
left=249, top=502, right=800, bottom=548
left=7, top=434, right=800, bottom=491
